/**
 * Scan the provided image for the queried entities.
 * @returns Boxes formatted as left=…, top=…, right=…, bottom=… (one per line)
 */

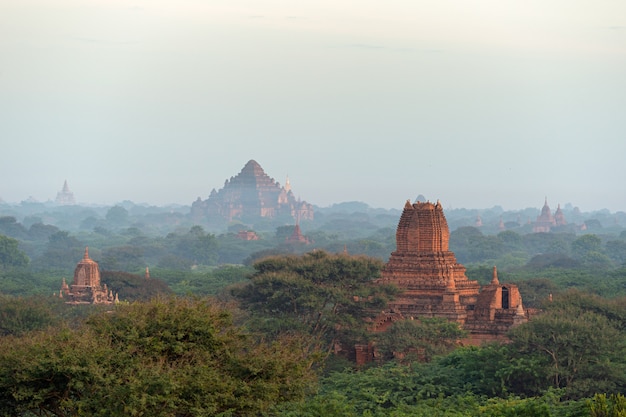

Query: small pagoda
left=55, top=180, right=75, bottom=205
left=60, top=247, right=116, bottom=304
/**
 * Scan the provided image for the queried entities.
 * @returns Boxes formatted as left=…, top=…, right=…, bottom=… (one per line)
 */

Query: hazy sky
left=1, top=0, right=625, bottom=211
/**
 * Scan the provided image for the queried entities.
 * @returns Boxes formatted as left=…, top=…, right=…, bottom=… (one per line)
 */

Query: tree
left=105, top=205, right=129, bottom=226
left=0, top=298, right=319, bottom=416
left=571, top=234, right=603, bottom=260
left=375, top=317, right=467, bottom=363
left=100, top=245, right=146, bottom=272
left=33, top=231, right=85, bottom=271
left=606, top=240, right=626, bottom=266
left=234, top=251, right=396, bottom=356
left=508, top=291, right=626, bottom=399
left=101, top=270, right=172, bottom=301
left=0, top=295, right=56, bottom=336
left=0, top=234, right=29, bottom=268
left=161, top=226, right=219, bottom=267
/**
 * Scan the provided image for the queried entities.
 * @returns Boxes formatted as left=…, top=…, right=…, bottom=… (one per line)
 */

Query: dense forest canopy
left=1, top=200, right=626, bottom=415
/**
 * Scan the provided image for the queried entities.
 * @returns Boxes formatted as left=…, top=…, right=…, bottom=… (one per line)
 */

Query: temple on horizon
left=191, top=160, right=313, bottom=223
left=55, top=180, right=75, bottom=205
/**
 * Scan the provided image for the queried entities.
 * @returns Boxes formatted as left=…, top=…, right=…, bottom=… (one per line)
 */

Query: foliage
left=32, top=231, right=84, bottom=271
left=101, top=270, right=172, bottom=301
left=0, top=294, right=57, bottom=336
left=588, top=393, right=626, bottom=417
left=278, top=361, right=587, bottom=417
left=99, top=245, right=146, bottom=272
left=234, top=251, right=396, bottom=355
left=148, top=265, right=252, bottom=296
left=162, top=225, right=219, bottom=267
left=0, top=297, right=319, bottom=416
left=375, top=318, right=466, bottom=362
left=0, top=234, right=29, bottom=268
left=509, top=290, right=626, bottom=399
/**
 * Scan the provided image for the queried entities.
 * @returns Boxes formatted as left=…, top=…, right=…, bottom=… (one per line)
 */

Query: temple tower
left=533, top=197, right=556, bottom=232
left=60, top=247, right=115, bottom=304
left=55, top=180, right=75, bottom=205
left=379, top=200, right=480, bottom=323
left=372, top=200, right=527, bottom=346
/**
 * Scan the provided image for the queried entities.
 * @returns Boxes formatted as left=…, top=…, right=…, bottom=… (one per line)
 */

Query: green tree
left=509, top=291, right=626, bottom=399
left=0, top=234, right=29, bottom=268
left=588, top=393, right=626, bottom=417
left=161, top=226, right=219, bottom=267
left=105, top=205, right=129, bottom=226
left=0, top=295, right=56, bottom=336
left=100, top=245, right=146, bottom=272
left=376, top=318, right=467, bottom=362
left=0, top=297, right=319, bottom=416
left=33, top=231, right=84, bottom=270
left=606, top=240, right=626, bottom=266
left=234, top=251, right=396, bottom=356
left=571, top=234, right=602, bottom=260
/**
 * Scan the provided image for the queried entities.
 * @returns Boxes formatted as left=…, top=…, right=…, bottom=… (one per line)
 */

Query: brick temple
left=359, top=200, right=527, bottom=363
left=60, top=247, right=116, bottom=304
left=191, top=160, right=313, bottom=223
left=533, top=198, right=567, bottom=232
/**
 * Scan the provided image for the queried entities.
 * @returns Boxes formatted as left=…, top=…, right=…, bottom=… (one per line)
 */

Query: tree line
left=2, top=252, right=626, bottom=415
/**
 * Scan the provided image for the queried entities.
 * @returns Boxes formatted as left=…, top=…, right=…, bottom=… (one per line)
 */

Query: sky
left=1, top=0, right=625, bottom=212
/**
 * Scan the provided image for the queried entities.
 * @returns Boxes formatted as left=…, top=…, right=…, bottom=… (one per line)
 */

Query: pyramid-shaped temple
left=191, top=160, right=313, bottom=222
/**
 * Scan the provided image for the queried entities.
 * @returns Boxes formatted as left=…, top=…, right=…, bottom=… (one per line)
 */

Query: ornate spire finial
left=491, top=266, right=499, bottom=285
left=84, top=246, right=89, bottom=259
left=284, top=175, right=291, bottom=192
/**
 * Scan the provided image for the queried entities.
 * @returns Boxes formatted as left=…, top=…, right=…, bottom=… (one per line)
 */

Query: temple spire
left=491, top=266, right=500, bottom=285
left=284, top=175, right=291, bottom=192
left=84, top=246, right=90, bottom=260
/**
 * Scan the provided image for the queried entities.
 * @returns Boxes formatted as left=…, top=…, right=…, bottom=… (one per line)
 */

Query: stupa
left=55, top=180, right=75, bottom=205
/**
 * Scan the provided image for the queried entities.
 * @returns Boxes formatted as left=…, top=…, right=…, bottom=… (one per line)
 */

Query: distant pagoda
left=191, top=160, right=313, bottom=223
left=532, top=197, right=568, bottom=233
left=60, top=247, right=116, bottom=304
left=55, top=180, right=75, bottom=205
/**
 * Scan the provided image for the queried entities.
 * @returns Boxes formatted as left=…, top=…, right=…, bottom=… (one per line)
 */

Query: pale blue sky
left=1, top=0, right=625, bottom=211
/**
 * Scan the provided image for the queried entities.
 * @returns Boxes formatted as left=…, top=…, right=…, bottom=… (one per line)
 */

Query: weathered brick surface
left=374, top=200, right=527, bottom=346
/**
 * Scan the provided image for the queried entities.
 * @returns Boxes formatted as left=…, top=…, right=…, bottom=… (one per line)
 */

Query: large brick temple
left=360, top=200, right=527, bottom=362
left=191, top=160, right=313, bottom=223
